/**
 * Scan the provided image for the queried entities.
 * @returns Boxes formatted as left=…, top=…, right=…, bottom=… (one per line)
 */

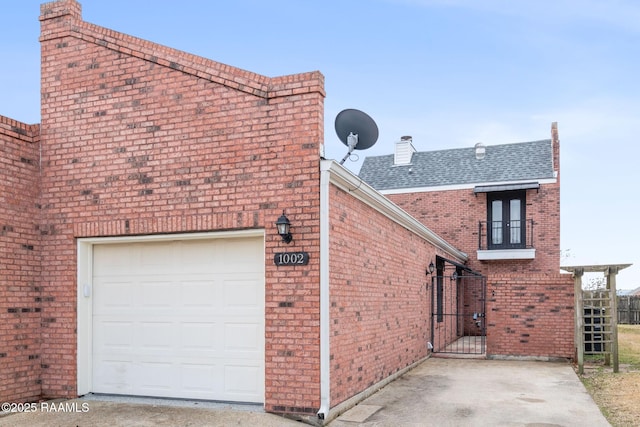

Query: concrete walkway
left=329, top=358, right=610, bottom=427
left=0, top=358, right=609, bottom=427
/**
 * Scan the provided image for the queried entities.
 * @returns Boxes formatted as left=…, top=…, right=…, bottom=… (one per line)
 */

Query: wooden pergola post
left=573, top=268, right=585, bottom=375
left=607, top=266, right=620, bottom=373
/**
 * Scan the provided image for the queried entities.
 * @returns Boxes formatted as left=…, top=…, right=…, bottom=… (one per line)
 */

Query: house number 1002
left=274, top=252, right=309, bottom=266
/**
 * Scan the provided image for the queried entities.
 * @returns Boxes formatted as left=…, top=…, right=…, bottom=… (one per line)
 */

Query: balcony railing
left=478, top=219, right=534, bottom=251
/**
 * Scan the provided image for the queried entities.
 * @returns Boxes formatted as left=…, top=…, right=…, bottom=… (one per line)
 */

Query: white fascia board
left=321, top=160, right=467, bottom=262
left=379, top=177, right=557, bottom=195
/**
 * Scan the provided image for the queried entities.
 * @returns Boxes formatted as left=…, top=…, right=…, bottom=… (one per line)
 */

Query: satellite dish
left=335, top=109, right=379, bottom=164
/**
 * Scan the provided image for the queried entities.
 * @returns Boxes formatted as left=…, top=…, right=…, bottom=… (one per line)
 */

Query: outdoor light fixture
left=427, top=262, right=435, bottom=275
left=451, top=271, right=459, bottom=281
left=275, top=211, right=292, bottom=243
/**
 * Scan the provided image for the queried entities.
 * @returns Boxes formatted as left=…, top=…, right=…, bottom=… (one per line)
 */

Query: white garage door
left=91, top=236, right=264, bottom=403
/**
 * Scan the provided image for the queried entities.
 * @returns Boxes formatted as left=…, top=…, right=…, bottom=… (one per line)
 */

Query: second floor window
left=488, top=191, right=526, bottom=249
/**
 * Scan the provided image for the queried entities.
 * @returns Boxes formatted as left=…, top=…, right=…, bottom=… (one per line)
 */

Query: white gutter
left=379, top=177, right=557, bottom=195
left=317, top=161, right=332, bottom=421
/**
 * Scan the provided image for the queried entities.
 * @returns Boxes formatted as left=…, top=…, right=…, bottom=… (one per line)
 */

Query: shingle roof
left=358, top=139, right=555, bottom=191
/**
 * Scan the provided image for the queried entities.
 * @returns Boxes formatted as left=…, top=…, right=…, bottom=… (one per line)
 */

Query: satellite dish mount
left=334, top=109, right=379, bottom=165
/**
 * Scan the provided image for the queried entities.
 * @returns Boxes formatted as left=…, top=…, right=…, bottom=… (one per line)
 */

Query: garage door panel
left=225, top=365, right=262, bottom=399
left=139, top=244, right=176, bottom=274
left=181, top=364, right=219, bottom=394
left=181, top=322, right=217, bottom=350
left=219, top=239, right=263, bottom=271
left=225, top=323, right=262, bottom=352
left=180, top=240, right=218, bottom=270
left=93, top=245, right=134, bottom=275
left=94, top=321, right=134, bottom=351
left=139, top=280, right=176, bottom=307
left=93, top=359, right=134, bottom=393
left=91, top=236, right=264, bottom=403
left=139, top=322, right=174, bottom=350
left=224, top=279, right=261, bottom=309
left=94, top=281, right=133, bottom=310
left=137, top=361, right=175, bottom=393
left=181, top=280, right=217, bottom=307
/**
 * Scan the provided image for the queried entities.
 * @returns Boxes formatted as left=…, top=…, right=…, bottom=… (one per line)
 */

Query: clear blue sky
left=2, top=0, right=639, bottom=290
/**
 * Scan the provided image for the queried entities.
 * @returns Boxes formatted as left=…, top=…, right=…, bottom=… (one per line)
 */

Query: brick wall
left=384, top=127, right=570, bottom=359
left=328, top=183, right=463, bottom=406
left=38, top=0, right=324, bottom=410
left=461, top=275, right=485, bottom=336
left=0, top=117, right=41, bottom=402
left=486, top=274, right=574, bottom=359
left=387, top=183, right=561, bottom=276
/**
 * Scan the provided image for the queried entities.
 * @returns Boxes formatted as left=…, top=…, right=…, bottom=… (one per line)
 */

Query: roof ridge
left=416, top=138, right=552, bottom=155
left=365, top=139, right=552, bottom=160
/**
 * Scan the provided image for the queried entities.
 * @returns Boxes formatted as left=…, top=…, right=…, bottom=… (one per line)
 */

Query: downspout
left=317, top=160, right=332, bottom=420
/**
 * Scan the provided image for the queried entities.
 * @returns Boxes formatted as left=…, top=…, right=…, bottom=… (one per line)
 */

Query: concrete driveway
left=329, top=358, right=610, bottom=427
left=0, top=358, right=609, bottom=427
left=0, top=397, right=301, bottom=427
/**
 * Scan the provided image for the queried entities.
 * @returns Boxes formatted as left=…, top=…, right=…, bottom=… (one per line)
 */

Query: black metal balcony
left=478, top=219, right=534, bottom=251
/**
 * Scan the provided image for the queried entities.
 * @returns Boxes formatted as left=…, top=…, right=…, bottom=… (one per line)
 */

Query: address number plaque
left=274, top=251, right=309, bottom=266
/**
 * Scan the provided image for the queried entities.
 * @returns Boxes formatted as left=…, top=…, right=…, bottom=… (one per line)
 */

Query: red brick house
left=0, top=0, right=572, bottom=423
left=359, top=126, right=574, bottom=359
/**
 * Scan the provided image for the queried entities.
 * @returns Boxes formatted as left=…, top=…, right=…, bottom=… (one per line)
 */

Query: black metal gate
left=431, top=258, right=486, bottom=355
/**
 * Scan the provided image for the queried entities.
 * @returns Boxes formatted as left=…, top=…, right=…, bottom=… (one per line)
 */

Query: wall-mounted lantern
left=275, top=211, right=292, bottom=244
left=427, top=261, right=435, bottom=275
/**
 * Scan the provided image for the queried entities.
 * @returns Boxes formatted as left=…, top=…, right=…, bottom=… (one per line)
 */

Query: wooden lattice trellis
left=561, top=264, right=632, bottom=374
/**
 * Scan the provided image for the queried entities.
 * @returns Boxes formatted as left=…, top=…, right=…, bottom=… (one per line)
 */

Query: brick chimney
left=40, top=0, right=82, bottom=41
left=40, top=0, right=82, bottom=20
left=551, top=121, right=560, bottom=179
